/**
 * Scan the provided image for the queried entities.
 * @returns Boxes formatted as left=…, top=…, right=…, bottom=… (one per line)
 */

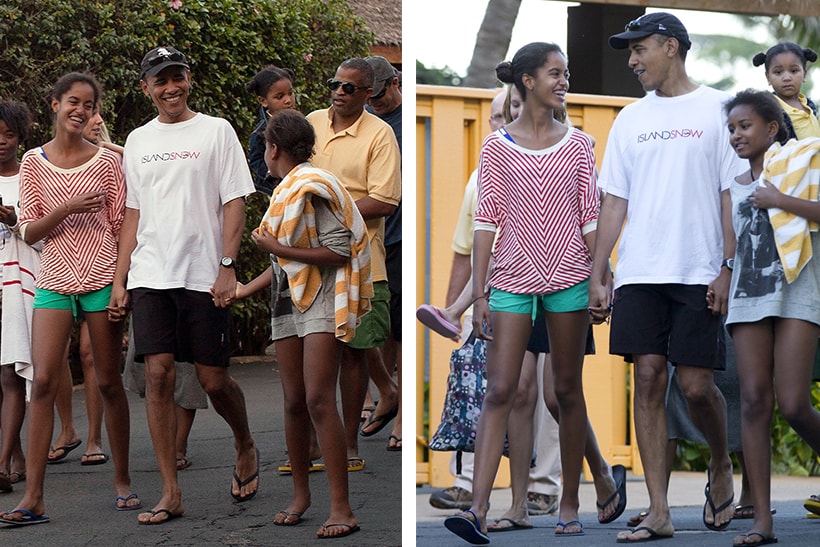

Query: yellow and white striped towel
left=761, top=137, right=820, bottom=283
left=260, top=163, right=373, bottom=342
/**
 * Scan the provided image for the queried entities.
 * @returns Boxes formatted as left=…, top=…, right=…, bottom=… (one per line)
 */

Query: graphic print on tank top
left=734, top=198, right=784, bottom=299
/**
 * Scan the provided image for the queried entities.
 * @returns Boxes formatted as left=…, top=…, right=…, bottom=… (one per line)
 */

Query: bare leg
left=78, top=320, right=106, bottom=464
left=617, top=354, right=675, bottom=541
left=677, top=363, right=734, bottom=529
left=460, top=311, right=532, bottom=535
left=175, top=405, right=196, bottom=468
left=301, top=333, right=357, bottom=537
left=340, top=346, right=368, bottom=460
left=139, top=352, right=184, bottom=523
left=546, top=310, right=591, bottom=534
left=196, top=364, right=258, bottom=501
left=47, top=344, right=80, bottom=462
left=359, top=346, right=398, bottom=436
left=1, top=309, right=73, bottom=520
left=0, top=366, right=26, bottom=477
left=276, top=336, right=313, bottom=519
left=488, top=350, right=538, bottom=530
left=84, top=311, right=136, bottom=507
left=384, top=337, right=402, bottom=450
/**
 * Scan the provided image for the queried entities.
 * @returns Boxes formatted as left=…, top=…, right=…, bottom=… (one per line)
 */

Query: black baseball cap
left=608, top=12, right=691, bottom=51
left=140, top=46, right=190, bottom=79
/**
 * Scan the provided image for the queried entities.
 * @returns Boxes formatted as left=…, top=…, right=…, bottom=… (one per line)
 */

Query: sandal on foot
left=804, top=494, right=820, bottom=516
left=277, top=460, right=325, bottom=475
left=47, top=439, right=81, bottom=464
left=703, top=475, right=734, bottom=531
left=616, top=526, right=673, bottom=543
left=231, top=448, right=260, bottom=502
left=487, top=517, right=532, bottom=532
left=598, top=464, right=628, bottom=524
left=317, top=522, right=360, bottom=539
left=387, top=435, right=402, bottom=451
left=7, top=471, right=24, bottom=484
left=80, top=452, right=109, bottom=466
left=137, top=509, right=182, bottom=525
left=733, top=532, right=778, bottom=546
left=347, top=457, right=365, bottom=472
left=273, top=510, right=303, bottom=526
left=0, top=508, right=49, bottom=526
left=176, top=456, right=192, bottom=471
left=444, top=509, right=489, bottom=544
left=556, top=520, right=585, bottom=536
left=115, top=493, right=143, bottom=511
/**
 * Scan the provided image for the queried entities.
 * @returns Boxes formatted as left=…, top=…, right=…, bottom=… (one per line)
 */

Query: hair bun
left=805, top=48, right=818, bottom=63
left=495, top=61, right=514, bottom=83
left=752, top=52, right=767, bottom=67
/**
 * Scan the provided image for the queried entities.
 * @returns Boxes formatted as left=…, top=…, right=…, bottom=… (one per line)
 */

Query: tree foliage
left=0, top=0, right=374, bottom=354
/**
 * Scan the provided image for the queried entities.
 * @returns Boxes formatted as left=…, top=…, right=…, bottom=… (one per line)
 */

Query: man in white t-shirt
left=112, top=46, right=259, bottom=525
left=589, top=13, right=745, bottom=543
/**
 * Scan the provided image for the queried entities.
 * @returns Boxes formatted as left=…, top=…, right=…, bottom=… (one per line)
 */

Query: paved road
left=0, top=359, right=401, bottom=546
left=417, top=471, right=820, bottom=546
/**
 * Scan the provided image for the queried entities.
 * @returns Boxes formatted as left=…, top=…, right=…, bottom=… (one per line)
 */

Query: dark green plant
left=0, top=0, right=374, bottom=354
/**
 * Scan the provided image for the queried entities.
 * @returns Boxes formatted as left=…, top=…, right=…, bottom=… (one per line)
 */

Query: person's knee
left=678, top=373, right=716, bottom=406
left=197, top=369, right=230, bottom=397
left=483, top=380, right=517, bottom=408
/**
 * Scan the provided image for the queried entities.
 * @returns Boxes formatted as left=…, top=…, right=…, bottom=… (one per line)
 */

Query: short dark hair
left=724, top=89, right=789, bottom=145
left=0, top=100, right=33, bottom=144
left=495, top=42, right=565, bottom=102
left=753, top=42, right=818, bottom=71
left=245, top=65, right=295, bottom=97
left=52, top=72, right=101, bottom=106
left=338, top=58, right=374, bottom=87
left=264, top=109, right=315, bottom=164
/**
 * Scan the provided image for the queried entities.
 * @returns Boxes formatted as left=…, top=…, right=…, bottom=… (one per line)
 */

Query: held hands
left=749, top=180, right=781, bottom=210
left=706, top=270, right=731, bottom=316
left=587, top=274, right=612, bottom=325
left=106, top=286, right=130, bottom=322
left=65, top=191, right=106, bottom=215
left=210, top=267, right=237, bottom=308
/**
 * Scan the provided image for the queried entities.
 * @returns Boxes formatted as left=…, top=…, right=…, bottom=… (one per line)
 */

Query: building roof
left=348, top=0, right=402, bottom=47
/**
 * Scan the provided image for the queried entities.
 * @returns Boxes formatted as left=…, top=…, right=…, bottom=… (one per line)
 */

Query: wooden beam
left=565, top=0, right=820, bottom=17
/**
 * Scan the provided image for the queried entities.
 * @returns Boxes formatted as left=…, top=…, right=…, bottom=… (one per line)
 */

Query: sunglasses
left=145, top=50, right=187, bottom=67
left=625, top=19, right=678, bottom=40
left=326, top=79, right=368, bottom=95
left=369, top=78, right=393, bottom=100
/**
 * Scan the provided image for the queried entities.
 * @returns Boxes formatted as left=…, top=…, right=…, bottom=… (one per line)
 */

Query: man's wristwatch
left=721, top=257, right=734, bottom=271
left=220, top=256, right=235, bottom=268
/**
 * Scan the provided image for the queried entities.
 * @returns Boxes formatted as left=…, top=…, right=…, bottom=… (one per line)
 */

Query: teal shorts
left=489, top=278, right=590, bottom=320
left=33, top=285, right=112, bottom=318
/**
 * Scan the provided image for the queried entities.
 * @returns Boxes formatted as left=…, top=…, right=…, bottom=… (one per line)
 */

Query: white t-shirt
left=599, top=86, right=745, bottom=289
left=123, top=113, right=254, bottom=292
left=0, top=173, right=20, bottom=246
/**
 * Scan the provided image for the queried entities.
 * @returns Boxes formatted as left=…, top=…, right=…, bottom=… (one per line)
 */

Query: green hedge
left=0, top=0, right=374, bottom=354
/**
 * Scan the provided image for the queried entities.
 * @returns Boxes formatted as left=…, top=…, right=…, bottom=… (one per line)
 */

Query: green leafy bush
left=0, top=0, right=374, bottom=354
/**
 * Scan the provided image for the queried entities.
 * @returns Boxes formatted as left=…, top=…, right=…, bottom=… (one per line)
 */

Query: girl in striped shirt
left=0, top=73, right=137, bottom=526
left=445, top=42, right=603, bottom=544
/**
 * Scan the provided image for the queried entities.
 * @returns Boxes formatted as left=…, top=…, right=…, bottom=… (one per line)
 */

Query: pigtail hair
left=804, top=48, right=818, bottom=63
left=752, top=52, right=767, bottom=67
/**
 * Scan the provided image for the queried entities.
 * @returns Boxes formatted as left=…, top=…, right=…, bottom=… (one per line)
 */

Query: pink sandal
left=416, top=304, right=460, bottom=340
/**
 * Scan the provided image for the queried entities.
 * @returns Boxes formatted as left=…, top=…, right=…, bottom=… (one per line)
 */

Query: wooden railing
left=415, top=84, right=642, bottom=487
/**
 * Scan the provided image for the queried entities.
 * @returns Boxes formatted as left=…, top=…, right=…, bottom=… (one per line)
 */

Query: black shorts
left=131, top=288, right=231, bottom=367
left=385, top=241, right=401, bottom=342
left=526, top=313, right=596, bottom=355
left=609, top=283, right=723, bottom=369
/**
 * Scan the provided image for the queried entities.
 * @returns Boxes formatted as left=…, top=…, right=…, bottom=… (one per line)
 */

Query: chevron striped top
left=18, top=147, right=125, bottom=294
left=475, top=127, right=599, bottom=294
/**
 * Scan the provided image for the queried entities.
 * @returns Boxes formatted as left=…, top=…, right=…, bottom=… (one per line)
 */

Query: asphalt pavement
left=417, top=470, right=820, bottom=546
left=0, top=358, right=401, bottom=546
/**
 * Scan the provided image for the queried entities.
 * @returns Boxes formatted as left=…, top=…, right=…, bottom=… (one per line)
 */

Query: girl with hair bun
left=444, top=41, right=604, bottom=543
left=753, top=42, right=820, bottom=140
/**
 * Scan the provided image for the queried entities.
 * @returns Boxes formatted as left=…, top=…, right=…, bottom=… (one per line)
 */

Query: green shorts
left=346, top=281, right=390, bottom=350
left=33, top=285, right=112, bottom=318
left=489, top=278, right=590, bottom=321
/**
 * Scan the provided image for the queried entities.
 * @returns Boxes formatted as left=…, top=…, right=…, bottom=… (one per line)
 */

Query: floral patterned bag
left=429, top=333, right=487, bottom=464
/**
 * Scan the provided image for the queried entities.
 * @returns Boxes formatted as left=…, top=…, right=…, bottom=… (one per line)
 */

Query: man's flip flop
left=0, top=508, right=50, bottom=526
left=115, top=493, right=143, bottom=511
left=46, top=439, right=81, bottom=464
left=616, top=526, right=673, bottom=543
left=444, top=509, right=490, bottom=544
left=599, top=464, right=628, bottom=524
left=232, top=448, right=260, bottom=502
left=703, top=476, right=734, bottom=531
left=416, top=304, right=460, bottom=340
left=81, top=452, right=109, bottom=466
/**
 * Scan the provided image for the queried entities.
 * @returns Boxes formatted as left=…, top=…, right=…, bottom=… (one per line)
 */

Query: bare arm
left=210, top=197, right=245, bottom=307
left=355, top=195, right=396, bottom=221
left=588, top=193, right=628, bottom=314
left=470, top=229, right=495, bottom=340
left=109, top=206, right=139, bottom=321
left=445, top=252, right=472, bottom=307
left=251, top=226, right=347, bottom=267
left=706, top=189, right=735, bottom=315
left=752, top=179, right=820, bottom=222
left=23, top=191, right=105, bottom=245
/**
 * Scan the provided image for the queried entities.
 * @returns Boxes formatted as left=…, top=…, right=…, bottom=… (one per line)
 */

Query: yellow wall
left=416, top=84, right=641, bottom=487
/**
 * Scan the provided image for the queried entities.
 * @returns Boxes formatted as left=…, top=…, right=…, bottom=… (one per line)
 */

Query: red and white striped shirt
left=19, top=147, right=125, bottom=294
left=475, top=127, right=599, bottom=294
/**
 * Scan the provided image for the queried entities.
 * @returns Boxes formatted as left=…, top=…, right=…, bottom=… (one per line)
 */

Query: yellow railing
left=416, top=84, right=642, bottom=487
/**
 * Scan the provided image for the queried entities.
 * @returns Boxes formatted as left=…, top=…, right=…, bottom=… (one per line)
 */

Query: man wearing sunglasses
left=307, top=59, right=401, bottom=472
left=588, top=13, right=744, bottom=543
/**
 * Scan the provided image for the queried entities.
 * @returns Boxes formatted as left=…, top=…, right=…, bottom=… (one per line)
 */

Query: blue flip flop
left=599, top=464, right=628, bottom=523
left=556, top=520, right=585, bottom=536
left=0, top=508, right=50, bottom=526
left=445, top=509, right=490, bottom=544
left=115, top=493, right=144, bottom=511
